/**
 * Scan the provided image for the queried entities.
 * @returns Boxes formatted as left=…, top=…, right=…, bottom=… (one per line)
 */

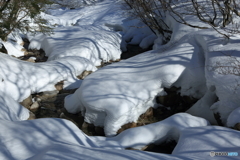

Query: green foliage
left=0, top=0, right=53, bottom=41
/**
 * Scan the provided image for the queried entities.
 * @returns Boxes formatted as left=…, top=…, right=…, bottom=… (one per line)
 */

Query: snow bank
left=106, top=113, right=208, bottom=150
left=204, top=34, right=240, bottom=125
left=173, top=126, right=240, bottom=160
left=0, top=118, right=186, bottom=160
left=65, top=33, right=209, bottom=136
left=227, top=107, right=240, bottom=127
left=29, top=26, right=122, bottom=66
left=0, top=91, right=29, bottom=121
left=1, top=113, right=238, bottom=160
left=186, top=90, right=218, bottom=125
left=0, top=33, right=26, bottom=57
left=0, top=54, right=96, bottom=101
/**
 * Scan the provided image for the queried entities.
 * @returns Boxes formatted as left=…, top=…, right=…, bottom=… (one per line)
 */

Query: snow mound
left=28, top=26, right=122, bottom=66
left=106, top=113, right=209, bottom=150
left=204, top=34, right=240, bottom=125
left=0, top=114, right=211, bottom=160
left=0, top=34, right=26, bottom=57
left=1, top=113, right=238, bottom=160
left=65, top=33, right=208, bottom=136
left=0, top=91, right=29, bottom=121
left=227, top=107, right=240, bottom=127
left=0, top=54, right=96, bottom=101
left=173, top=126, right=240, bottom=160
left=0, top=118, right=186, bottom=160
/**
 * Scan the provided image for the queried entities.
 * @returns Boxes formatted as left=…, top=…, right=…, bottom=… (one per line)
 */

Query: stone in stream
left=77, top=70, right=93, bottom=79
left=30, top=101, right=39, bottom=112
left=20, top=94, right=33, bottom=109
left=55, top=81, right=64, bottom=91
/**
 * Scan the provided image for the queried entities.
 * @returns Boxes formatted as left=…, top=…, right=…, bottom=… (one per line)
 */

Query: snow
left=204, top=34, right=240, bottom=125
left=227, top=107, right=240, bottom=127
left=0, top=113, right=238, bottom=160
left=0, top=91, right=29, bottom=121
left=1, top=39, right=25, bottom=57
left=65, top=34, right=206, bottom=136
left=186, top=90, right=218, bottom=125
left=172, top=126, right=240, bottom=160
left=29, top=26, right=122, bottom=66
left=0, top=53, right=96, bottom=101
left=0, top=0, right=240, bottom=159
left=0, top=113, right=209, bottom=160
left=107, top=113, right=209, bottom=150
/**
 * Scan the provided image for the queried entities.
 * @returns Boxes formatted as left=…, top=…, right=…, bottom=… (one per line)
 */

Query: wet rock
left=36, top=91, right=59, bottom=102
left=37, top=107, right=58, bottom=118
left=30, top=101, right=40, bottom=112
left=20, top=95, right=33, bottom=109
left=41, top=103, right=56, bottom=111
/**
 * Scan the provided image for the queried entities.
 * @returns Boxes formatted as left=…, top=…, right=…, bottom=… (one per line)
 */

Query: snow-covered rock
left=28, top=26, right=122, bottom=66
left=0, top=54, right=96, bottom=101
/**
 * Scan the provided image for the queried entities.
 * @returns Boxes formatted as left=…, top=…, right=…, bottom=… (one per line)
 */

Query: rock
left=30, top=101, right=39, bottom=112
left=28, top=112, right=36, bottom=120
left=77, top=70, right=93, bottom=79
left=38, top=107, right=58, bottom=118
left=39, top=91, right=59, bottom=101
left=20, top=95, right=33, bottom=109
left=117, top=122, right=137, bottom=134
left=41, top=103, right=56, bottom=111
left=140, top=107, right=153, bottom=119
left=55, top=81, right=64, bottom=91
left=21, top=48, right=27, bottom=52
left=26, top=57, right=36, bottom=63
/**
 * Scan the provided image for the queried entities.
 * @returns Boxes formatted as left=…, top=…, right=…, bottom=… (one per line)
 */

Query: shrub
left=0, top=0, right=53, bottom=41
